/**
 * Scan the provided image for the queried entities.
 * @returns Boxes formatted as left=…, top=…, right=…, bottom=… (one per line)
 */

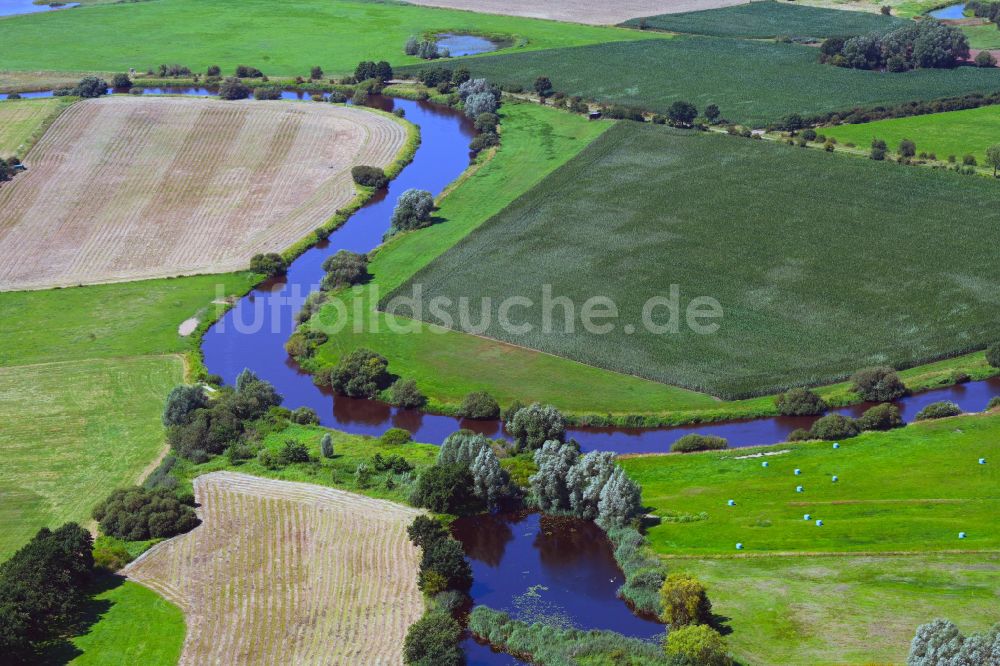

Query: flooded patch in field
left=435, top=33, right=505, bottom=56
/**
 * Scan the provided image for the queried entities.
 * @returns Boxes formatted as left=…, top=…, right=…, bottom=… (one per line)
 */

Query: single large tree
left=529, top=440, right=579, bottom=512
left=986, top=144, right=1000, bottom=177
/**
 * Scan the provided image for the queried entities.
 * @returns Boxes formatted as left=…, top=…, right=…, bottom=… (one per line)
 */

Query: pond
left=929, top=3, right=967, bottom=19
left=435, top=33, right=503, bottom=56
left=452, top=512, right=665, bottom=663
left=0, top=1, right=79, bottom=17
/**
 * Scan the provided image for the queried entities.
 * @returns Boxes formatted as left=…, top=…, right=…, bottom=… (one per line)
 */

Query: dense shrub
left=206, top=65, right=221, bottom=77
left=249, top=252, right=287, bottom=276
left=111, top=72, right=132, bottom=89
left=665, top=624, right=733, bottom=666
left=278, top=439, right=311, bottom=463
left=907, top=618, right=1000, bottom=666
left=659, top=573, right=713, bottom=628
left=162, top=384, right=207, bottom=426
left=603, top=105, right=646, bottom=121
left=321, top=250, right=368, bottom=290
left=457, top=391, right=501, bottom=419
left=351, top=165, right=388, bottom=189
left=411, top=463, right=478, bottom=514
left=858, top=403, right=903, bottom=431
left=474, top=112, right=499, bottom=132
left=326, top=348, right=391, bottom=398
left=914, top=401, right=961, bottom=421
left=92, top=535, right=133, bottom=572
left=402, top=611, right=463, bottom=665
left=74, top=76, right=108, bottom=98
left=328, top=91, right=347, bottom=103
left=826, top=21, right=969, bottom=71
left=389, top=378, right=427, bottom=408
left=92, top=486, right=198, bottom=541
left=469, top=131, right=500, bottom=152
left=667, top=100, right=698, bottom=127
left=355, top=60, right=393, bottom=82
left=381, top=427, right=413, bottom=446
left=438, top=430, right=492, bottom=467
left=387, top=188, right=434, bottom=236
left=775, top=388, right=827, bottom=416
left=290, top=406, right=319, bottom=425
left=253, top=86, right=282, bottom=100
left=284, top=328, right=328, bottom=359
left=464, top=90, right=499, bottom=117
left=986, top=343, right=1000, bottom=368
left=851, top=366, right=907, bottom=402
left=218, top=77, right=251, bottom=100
left=234, top=65, right=264, bottom=78
left=975, top=51, right=997, bottom=68
left=506, top=403, right=566, bottom=450
left=672, top=434, right=728, bottom=453
left=810, top=414, right=860, bottom=440
left=787, top=427, right=815, bottom=442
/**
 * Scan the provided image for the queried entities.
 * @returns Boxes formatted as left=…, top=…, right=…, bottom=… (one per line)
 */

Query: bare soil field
left=124, top=471, right=425, bottom=666
left=0, top=96, right=406, bottom=291
left=400, top=0, right=749, bottom=25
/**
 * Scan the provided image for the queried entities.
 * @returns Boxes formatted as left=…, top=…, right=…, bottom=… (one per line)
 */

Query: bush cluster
left=672, top=434, right=728, bottom=453
left=820, top=21, right=969, bottom=72
left=457, top=391, right=501, bottom=419
left=914, top=401, right=962, bottom=421
left=775, top=387, right=828, bottom=416
left=851, top=366, right=907, bottom=402
left=92, top=486, right=198, bottom=541
left=325, top=348, right=391, bottom=398
left=320, top=250, right=368, bottom=291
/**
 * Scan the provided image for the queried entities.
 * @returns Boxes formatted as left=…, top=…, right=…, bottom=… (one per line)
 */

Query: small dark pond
left=452, top=512, right=665, bottom=663
left=436, top=33, right=503, bottom=56
left=0, top=1, right=79, bottom=17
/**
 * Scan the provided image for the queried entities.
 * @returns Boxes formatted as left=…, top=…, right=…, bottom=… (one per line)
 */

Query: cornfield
left=0, top=96, right=406, bottom=291
left=124, top=471, right=425, bottom=665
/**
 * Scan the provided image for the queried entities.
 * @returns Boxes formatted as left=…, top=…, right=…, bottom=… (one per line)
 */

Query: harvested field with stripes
left=0, top=96, right=407, bottom=291
left=400, top=0, right=748, bottom=24
left=124, top=471, right=424, bottom=665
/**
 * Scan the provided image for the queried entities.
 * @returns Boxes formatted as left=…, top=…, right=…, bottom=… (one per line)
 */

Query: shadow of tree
left=36, top=573, right=126, bottom=665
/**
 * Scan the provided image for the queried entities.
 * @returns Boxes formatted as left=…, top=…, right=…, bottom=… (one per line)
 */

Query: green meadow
left=623, top=0, right=906, bottom=39
left=396, top=122, right=1000, bottom=399
left=0, top=96, right=71, bottom=158
left=401, top=36, right=1000, bottom=125
left=0, top=0, right=665, bottom=77
left=824, top=104, right=1000, bottom=165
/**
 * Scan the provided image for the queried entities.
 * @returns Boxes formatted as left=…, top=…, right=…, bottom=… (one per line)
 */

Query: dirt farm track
left=400, top=0, right=749, bottom=24
left=124, top=472, right=425, bottom=666
left=0, top=96, right=406, bottom=291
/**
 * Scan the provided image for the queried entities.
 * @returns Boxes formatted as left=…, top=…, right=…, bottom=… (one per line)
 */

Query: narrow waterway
left=0, top=1, right=79, bottom=18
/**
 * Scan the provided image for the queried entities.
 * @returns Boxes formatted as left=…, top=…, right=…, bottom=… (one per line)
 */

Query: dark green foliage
left=0, top=523, right=94, bottom=659
left=381, top=427, right=413, bottom=446
left=407, top=515, right=448, bottom=550
left=249, top=252, right=287, bottom=276
left=206, top=65, right=221, bottom=77
left=279, top=439, right=311, bottom=463
left=310, top=65, right=323, bottom=80
left=458, top=391, right=500, bottom=419
left=411, top=463, right=479, bottom=514
left=403, top=611, right=464, bottom=665
left=667, top=100, right=698, bottom=127
left=389, top=378, right=427, bottom=408
left=111, top=72, right=132, bottom=89
left=534, top=75, right=553, bottom=97
left=218, top=77, right=251, bottom=100
left=603, top=105, right=646, bottom=121
left=326, top=348, right=391, bottom=398
left=831, top=21, right=969, bottom=72
left=852, top=366, right=907, bottom=402
left=420, top=535, right=472, bottom=590
left=321, top=250, right=369, bottom=290
left=157, top=63, right=192, bottom=77
left=506, top=403, right=565, bottom=450
left=92, top=486, right=198, bottom=540
left=775, top=388, right=827, bottom=416
left=290, top=406, right=320, bottom=425
left=914, top=401, right=962, bottom=421
left=328, top=91, right=347, bottom=103
left=355, top=60, right=393, bottom=82
left=474, top=112, right=499, bottom=132
left=975, top=51, right=997, bottom=68
left=704, top=103, right=720, bottom=123
left=351, top=165, right=389, bottom=189
left=858, top=403, right=903, bottom=431
left=285, top=327, right=329, bottom=360
left=469, top=131, right=500, bottom=152
left=787, top=428, right=814, bottom=441
left=162, top=384, right=207, bottom=426
left=672, top=434, right=728, bottom=453
left=371, top=452, right=414, bottom=473
left=143, top=454, right=179, bottom=491
left=810, top=413, right=860, bottom=440
left=234, top=64, right=263, bottom=78
left=253, top=86, right=282, bottom=100
left=871, top=137, right=887, bottom=161
left=624, top=1, right=905, bottom=39
left=92, top=535, right=133, bottom=572
left=74, top=76, right=108, bottom=98
left=986, top=343, right=1000, bottom=367
left=387, top=188, right=434, bottom=236
left=899, top=138, right=916, bottom=158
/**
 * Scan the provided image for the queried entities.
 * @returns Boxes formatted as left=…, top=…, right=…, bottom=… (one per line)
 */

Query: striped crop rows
left=124, top=472, right=425, bottom=665
left=0, top=97, right=406, bottom=291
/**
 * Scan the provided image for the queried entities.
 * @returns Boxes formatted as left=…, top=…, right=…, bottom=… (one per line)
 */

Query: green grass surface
left=308, top=103, right=730, bottom=415
left=397, top=122, right=1000, bottom=399
left=823, top=104, right=1000, bottom=165
left=623, top=0, right=906, bottom=39
left=0, top=0, right=665, bottom=77
left=400, top=36, right=1000, bottom=125
left=678, top=553, right=999, bottom=665
left=0, top=356, right=182, bottom=559
left=52, top=578, right=185, bottom=666
left=0, top=273, right=254, bottom=367
left=0, top=96, right=70, bottom=158
left=622, top=412, right=1000, bottom=663
left=963, top=22, right=1000, bottom=49
left=175, top=423, right=441, bottom=504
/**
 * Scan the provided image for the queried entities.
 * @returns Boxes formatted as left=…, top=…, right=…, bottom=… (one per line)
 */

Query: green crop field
left=623, top=0, right=906, bottom=39
left=0, top=356, right=182, bottom=559
left=394, top=122, right=1000, bottom=399
left=0, top=273, right=254, bottom=367
left=50, top=578, right=186, bottom=666
left=0, top=0, right=665, bottom=77
left=823, top=104, right=1000, bottom=165
left=621, top=412, right=1000, bottom=664
left=400, top=37, right=1000, bottom=125
left=0, top=96, right=71, bottom=158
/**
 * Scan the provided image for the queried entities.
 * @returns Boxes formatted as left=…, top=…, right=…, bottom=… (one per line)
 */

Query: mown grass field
left=964, top=23, right=1000, bottom=49
left=125, top=471, right=424, bottom=665
left=623, top=0, right=906, bottom=38
left=0, top=96, right=407, bottom=290
left=0, top=0, right=666, bottom=76
left=0, top=356, right=182, bottom=559
left=0, top=273, right=255, bottom=366
left=0, top=96, right=70, bottom=158
left=401, top=37, right=1000, bottom=125
left=52, top=578, right=186, bottom=666
left=621, top=413, right=1000, bottom=663
left=397, top=122, right=1000, bottom=399
left=823, top=104, right=1000, bottom=165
